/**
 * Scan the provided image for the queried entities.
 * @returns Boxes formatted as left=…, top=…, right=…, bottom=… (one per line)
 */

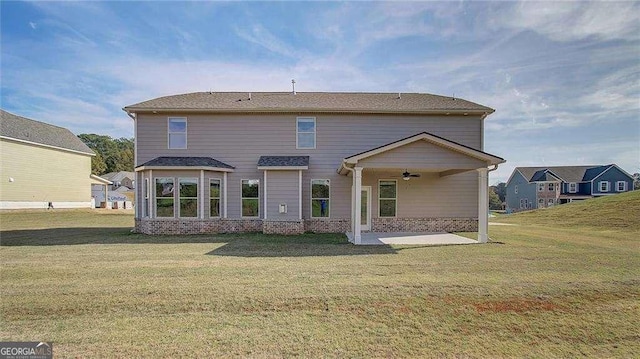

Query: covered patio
left=346, top=231, right=477, bottom=246
left=337, top=132, right=505, bottom=245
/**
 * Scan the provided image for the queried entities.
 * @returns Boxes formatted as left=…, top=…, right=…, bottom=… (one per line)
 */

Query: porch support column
left=200, top=170, right=205, bottom=219
left=477, top=167, right=489, bottom=243
left=149, top=169, right=153, bottom=218
left=223, top=172, right=228, bottom=218
left=263, top=170, right=268, bottom=219
left=354, top=166, right=363, bottom=244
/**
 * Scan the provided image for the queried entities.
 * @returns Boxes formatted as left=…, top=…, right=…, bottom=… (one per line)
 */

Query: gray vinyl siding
left=591, top=167, right=633, bottom=195
left=506, top=171, right=536, bottom=211
left=265, top=170, right=299, bottom=220
left=358, top=140, right=486, bottom=169
left=136, top=113, right=484, bottom=220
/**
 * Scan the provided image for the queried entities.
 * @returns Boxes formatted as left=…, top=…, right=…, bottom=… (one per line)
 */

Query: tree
left=489, top=187, right=502, bottom=210
left=491, top=182, right=507, bottom=203
left=634, top=173, right=640, bottom=190
left=78, top=134, right=134, bottom=175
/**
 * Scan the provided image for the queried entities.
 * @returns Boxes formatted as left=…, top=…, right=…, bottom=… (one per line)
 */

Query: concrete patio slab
left=346, top=232, right=478, bottom=246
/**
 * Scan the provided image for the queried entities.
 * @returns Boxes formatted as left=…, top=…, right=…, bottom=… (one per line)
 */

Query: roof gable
left=514, top=165, right=616, bottom=183
left=344, top=132, right=505, bottom=165
left=0, top=109, right=94, bottom=155
left=124, top=92, right=494, bottom=115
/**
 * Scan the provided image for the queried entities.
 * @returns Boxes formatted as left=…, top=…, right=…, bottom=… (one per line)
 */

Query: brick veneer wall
left=135, top=218, right=262, bottom=235
left=262, top=220, right=305, bottom=235
left=372, top=217, right=477, bottom=232
left=304, top=219, right=351, bottom=233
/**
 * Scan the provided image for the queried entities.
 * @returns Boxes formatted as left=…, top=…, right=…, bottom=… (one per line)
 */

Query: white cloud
left=29, top=21, right=37, bottom=29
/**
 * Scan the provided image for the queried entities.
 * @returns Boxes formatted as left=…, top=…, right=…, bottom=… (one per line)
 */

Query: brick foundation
left=372, top=217, right=477, bottom=232
left=263, top=220, right=305, bottom=235
left=304, top=219, right=351, bottom=233
left=135, top=217, right=477, bottom=235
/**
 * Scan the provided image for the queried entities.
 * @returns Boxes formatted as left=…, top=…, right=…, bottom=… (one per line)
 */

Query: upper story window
left=296, top=117, right=316, bottom=149
left=616, top=181, right=627, bottom=192
left=514, top=185, right=518, bottom=194
left=168, top=117, right=187, bottom=149
left=599, top=181, right=609, bottom=192
left=548, top=183, right=555, bottom=191
left=569, top=182, right=577, bottom=193
left=538, top=183, right=544, bottom=192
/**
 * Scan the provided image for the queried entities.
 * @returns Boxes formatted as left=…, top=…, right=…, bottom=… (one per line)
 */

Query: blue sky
left=1, top=1, right=638, bottom=183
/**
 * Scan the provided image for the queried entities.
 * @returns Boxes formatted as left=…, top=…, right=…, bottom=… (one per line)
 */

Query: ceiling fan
left=401, top=170, right=421, bottom=181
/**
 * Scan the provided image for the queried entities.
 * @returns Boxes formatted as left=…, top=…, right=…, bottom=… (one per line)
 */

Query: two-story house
left=506, top=165, right=634, bottom=212
left=123, top=92, right=505, bottom=244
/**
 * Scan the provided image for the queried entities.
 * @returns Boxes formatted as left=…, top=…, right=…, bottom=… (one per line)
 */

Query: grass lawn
left=1, top=198, right=639, bottom=357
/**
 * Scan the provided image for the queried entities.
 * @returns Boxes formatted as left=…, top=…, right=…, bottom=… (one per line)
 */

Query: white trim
left=361, top=185, right=372, bottom=231
left=167, top=117, right=187, bottom=149
left=298, top=170, right=302, bottom=220
left=135, top=165, right=233, bottom=172
left=342, top=132, right=504, bottom=166
left=209, top=178, right=222, bottom=218
left=569, top=182, right=577, bottom=193
left=599, top=181, right=610, bottom=192
left=296, top=117, right=316, bottom=149
left=257, top=166, right=308, bottom=170
left=353, top=167, right=363, bottom=243
left=134, top=172, right=139, bottom=218
left=155, top=177, right=175, bottom=218
left=590, top=164, right=634, bottom=183
left=149, top=169, right=153, bottom=218
left=310, top=179, right=331, bottom=218
left=178, top=177, right=199, bottom=218
left=263, top=171, right=268, bottom=219
left=0, top=201, right=92, bottom=209
left=0, top=135, right=95, bottom=157
left=378, top=179, right=398, bottom=218
left=200, top=170, right=205, bottom=219
left=616, top=181, right=627, bottom=192
left=240, top=179, right=260, bottom=218
left=133, top=112, right=137, bottom=166
left=90, top=174, right=112, bottom=185
left=223, top=172, right=228, bottom=218
left=477, top=168, right=489, bottom=243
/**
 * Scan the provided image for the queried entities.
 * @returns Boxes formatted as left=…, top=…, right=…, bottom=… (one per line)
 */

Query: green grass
left=1, top=202, right=639, bottom=358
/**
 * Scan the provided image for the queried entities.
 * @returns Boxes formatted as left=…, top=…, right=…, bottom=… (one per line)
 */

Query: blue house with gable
left=506, top=164, right=634, bottom=212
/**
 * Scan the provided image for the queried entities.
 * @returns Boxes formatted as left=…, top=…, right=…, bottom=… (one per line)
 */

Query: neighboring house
left=0, top=109, right=111, bottom=209
left=123, top=92, right=505, bottom=243
left=506, top=164, right=634, bottom=212
left=91, top=171, right=135, bottom=207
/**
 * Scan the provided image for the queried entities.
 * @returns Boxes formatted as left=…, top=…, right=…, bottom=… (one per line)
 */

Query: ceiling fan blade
left=410, top=174, right=421, bottom=177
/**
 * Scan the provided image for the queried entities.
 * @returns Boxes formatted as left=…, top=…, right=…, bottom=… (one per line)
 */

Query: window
left=241, top=179, right=259, bottom=217
left=144, top=178, right=149, bottom=217
left=514, top=185, right=518, bottom=194
left=379, top=180, right=397, bottom=217
left=538, top=183, right=544, bottom=192
left=548, top=183, right=555, bottom=191
left=599, top=181, right=609, bottom=192
left=155, top=178, right=174, bottom=217
left=548, top=198, right=554, bottom=206
left=569, top=182, right=577, bottom=193
left=616, top=181, right=627, bottom=192
left=296, top=117, right=316, bottom=149
left=179, top=178, right=198, bottom=217
left=168, top=117, right=187, bottom=149
left=209, top=179, right=221, bottom=217
left=311, top=179, right=330, bottom=218
left=538, top=198, right=544, bottom=208
left=519, top=199, right=525, bottom=209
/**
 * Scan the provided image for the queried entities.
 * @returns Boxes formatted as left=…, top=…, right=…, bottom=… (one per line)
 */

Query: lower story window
left=379, top=180, right=397, bottom=217
left=616, top=181, right=627, bottom=192
left=179, top=178, right=198, bottom=217
left=311, top=179, right=330, bottom=218
left=210, top=179, right=221, bottom=217
left=548, top=198, right=554, bottom=206
left=599, top=181, right=609, bottom=192
left=242, top=179, right=259, bottom=217
left=155, top=177, right=174, bottom=217
left=538, top=198, right=544, bottom=208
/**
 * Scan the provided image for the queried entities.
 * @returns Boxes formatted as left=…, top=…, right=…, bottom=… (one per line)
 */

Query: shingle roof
left=102, top=171, right=135, bottom=182
left=516, top=165, right=611, bottom=183
left=0, top=109, right=94, bottom=155
left=257, top=156, right=310, bottom=168
left=136, top=156, right=234, bottom=169
left=124, top=92, right=494, bottom=114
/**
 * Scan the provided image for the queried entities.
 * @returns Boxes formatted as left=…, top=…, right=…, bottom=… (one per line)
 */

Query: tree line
left=78, top=134, right=134, bottom=175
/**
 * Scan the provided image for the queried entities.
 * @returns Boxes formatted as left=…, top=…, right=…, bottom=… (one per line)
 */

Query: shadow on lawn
left=0, top=229, right=398, bottom=256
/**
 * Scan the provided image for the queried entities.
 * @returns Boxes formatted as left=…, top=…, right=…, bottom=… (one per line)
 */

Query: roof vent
left=291, top=79, right=296, bottom=95
left=397, top=92, right=401, bottom=99
left=249, top=92, right=252, bottom=101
